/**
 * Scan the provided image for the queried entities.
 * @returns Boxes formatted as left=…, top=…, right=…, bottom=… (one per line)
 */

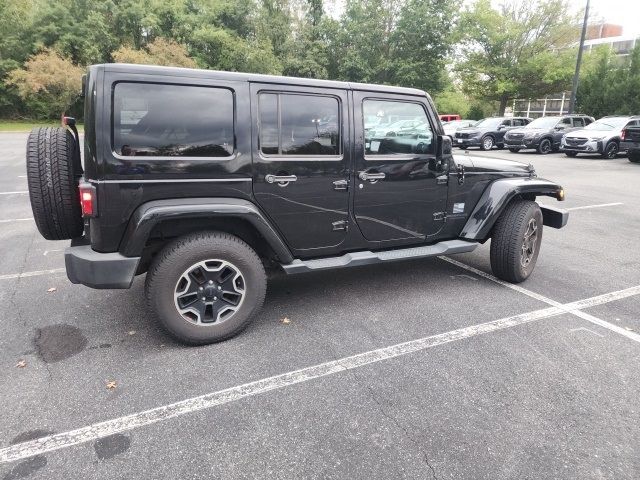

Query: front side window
left=113, top=83, right=234, bottom=157
left=573, top=117, right=585, bottom=127
left=259, top=93, right=340, bottom=156
left=363, top=100, right=433, bottom=155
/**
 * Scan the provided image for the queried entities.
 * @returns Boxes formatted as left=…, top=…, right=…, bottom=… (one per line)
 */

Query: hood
left=565, top=128, right=618, bottom=138
left=454, top=154, right=534, bottom=176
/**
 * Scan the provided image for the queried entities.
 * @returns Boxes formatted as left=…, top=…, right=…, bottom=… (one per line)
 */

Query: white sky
left=326, top=0, right=640, bottom=37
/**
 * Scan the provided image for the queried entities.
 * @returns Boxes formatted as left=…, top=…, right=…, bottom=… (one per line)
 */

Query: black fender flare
left=118, top=197, right=294, bottom=263
left=460, top=177, right=567, bottom=241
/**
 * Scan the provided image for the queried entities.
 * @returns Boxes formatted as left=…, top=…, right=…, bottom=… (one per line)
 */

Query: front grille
left=565, top=137, right=588, bottom=146
left=455, top=133, right=470, bottom=139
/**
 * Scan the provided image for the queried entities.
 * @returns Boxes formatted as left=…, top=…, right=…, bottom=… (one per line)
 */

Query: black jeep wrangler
left=26, top=64, right=568, bottom=344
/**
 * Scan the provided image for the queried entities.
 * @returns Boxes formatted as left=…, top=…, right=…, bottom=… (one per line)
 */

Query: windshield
left=526, top=117, right=560, bottom=129
left=585, top=118, right=629, bottom=131
left=474, top=118, right=502, bottom=129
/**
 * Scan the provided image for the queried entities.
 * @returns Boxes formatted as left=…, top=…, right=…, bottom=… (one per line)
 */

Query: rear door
left=352, top=92, right=448, bottom=242
left=250, top=83, right=350, bottom=254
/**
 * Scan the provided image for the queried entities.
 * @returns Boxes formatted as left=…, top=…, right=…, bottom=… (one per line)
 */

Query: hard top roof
left=95, top=63, right=428, bottom=97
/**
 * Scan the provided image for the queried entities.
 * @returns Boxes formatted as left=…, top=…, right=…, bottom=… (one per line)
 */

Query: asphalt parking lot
left=1, top=132, right=639, bottom=479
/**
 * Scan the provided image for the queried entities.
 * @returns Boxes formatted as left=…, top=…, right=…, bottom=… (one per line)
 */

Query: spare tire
left=26, top=127, right=83, bottom=240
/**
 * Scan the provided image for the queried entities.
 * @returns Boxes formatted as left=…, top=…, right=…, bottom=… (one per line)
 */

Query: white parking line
left=0, top=191, right=28, bottom=195
left=2, top=284, right=639, bottom=464
left=566, top=202, right=623, bottom=211
left=0, top=218, right=33, bottom=223
left=0, top=268, right=65, bottom=281
left=439, top=256, right=640, bottom=343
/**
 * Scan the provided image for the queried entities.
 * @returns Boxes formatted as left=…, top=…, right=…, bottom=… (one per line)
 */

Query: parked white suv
left=561, top=116, right=640, bottom=158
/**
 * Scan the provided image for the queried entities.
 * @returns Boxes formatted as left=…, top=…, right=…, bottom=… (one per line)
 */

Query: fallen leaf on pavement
left=47, top=287, right=57, bottom=293
left=128, top=330, right=136, bottom=336
left=15, top=360, right=26, bottom=368
left=106, top=380, right=117, bottom=390
left=280, top=317, right=291, bottom=324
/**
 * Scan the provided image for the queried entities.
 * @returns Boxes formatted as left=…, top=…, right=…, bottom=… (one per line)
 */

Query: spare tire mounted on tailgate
left=26, top=127, right=83, bottom=240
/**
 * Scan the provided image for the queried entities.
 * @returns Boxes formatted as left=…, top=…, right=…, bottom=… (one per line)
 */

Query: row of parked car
left=443, top=114, right=640, bottom=161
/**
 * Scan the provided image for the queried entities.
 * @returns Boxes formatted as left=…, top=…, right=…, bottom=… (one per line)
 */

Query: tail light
left=79, top=183, right=96, bottom=217
left=621, top=129, right=626, bottom=141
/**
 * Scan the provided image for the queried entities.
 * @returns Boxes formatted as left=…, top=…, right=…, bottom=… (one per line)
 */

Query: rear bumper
left=620, top=141, right=639, bottom=152
left=65, top=245, right=140, bottom=289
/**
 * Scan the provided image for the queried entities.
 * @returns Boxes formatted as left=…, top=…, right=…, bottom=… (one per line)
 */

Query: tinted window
left=513, top=119, right=526, bottom=126
left=500, top=119, right=512, bottom=126
left=113, top=83, right=234, bottom=157
left=561, top=117, right=572, bottom=125
left=573, top=117, right=584, bottom=127
left=259, top=93, right=340, bottom=156
left=363, top=100, right=433, bottom=155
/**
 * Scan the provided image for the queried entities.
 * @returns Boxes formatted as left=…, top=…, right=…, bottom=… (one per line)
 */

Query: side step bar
left=281, top=239, right=479, bottom=274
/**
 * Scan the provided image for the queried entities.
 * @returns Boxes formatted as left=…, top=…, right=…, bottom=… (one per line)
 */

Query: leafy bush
left=7, top=49, right=83, bottom=119
left=112, top=38, right=196, bottom=68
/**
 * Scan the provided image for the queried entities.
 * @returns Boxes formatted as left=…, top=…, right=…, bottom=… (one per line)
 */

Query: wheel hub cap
left=174, top=259, right=245, bottom=325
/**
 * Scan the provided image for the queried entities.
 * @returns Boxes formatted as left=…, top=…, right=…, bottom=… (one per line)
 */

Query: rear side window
left=113, top=83, right=234, bottom=157
left=259, top=93, right=340, bottom=156
left=573, top=117, right=584, bottom=127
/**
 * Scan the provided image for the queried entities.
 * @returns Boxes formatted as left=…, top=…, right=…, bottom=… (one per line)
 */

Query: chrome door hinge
left=332, top=220, right=349, bottom=231
left=433, top=212, right=446, bottom=221
left=333, top=179, right=348, bottom=191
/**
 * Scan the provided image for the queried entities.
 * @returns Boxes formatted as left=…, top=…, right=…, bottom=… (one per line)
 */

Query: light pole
left=568, top=0, right=590, bottom=114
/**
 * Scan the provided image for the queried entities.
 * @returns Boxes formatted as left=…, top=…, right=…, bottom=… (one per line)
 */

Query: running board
left=281, top=240, right=479, bottom=274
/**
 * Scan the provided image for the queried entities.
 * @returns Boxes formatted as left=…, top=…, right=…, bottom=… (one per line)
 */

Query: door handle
left=359, top=171, right=386, bottom=182
left=265, top=174, right=297, bottom=186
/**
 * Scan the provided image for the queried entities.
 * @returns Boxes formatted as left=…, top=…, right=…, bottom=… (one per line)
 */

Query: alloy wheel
left=173, top=259, right=246, bottom=325
left=520, top=218, right=538, bottom=268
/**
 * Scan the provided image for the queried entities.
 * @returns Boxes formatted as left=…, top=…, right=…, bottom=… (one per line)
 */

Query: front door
left=251, top=84, right=350, bottom=254
left=352, top=93, right=448, bottom=242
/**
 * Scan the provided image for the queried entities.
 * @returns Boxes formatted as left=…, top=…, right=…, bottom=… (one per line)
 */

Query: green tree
left=334, top=0, right=457, bottom=93
left=456, top=0, right=576, bottom=115
left=576, top=43, right=640, bottom=117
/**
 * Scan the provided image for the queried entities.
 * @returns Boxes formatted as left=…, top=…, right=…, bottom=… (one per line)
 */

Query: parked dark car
left=24, top=64, right=568, bottom=345
left=621, top=124, right=640, bottom=163
left=454, top=117, right=532, bottom=150
left=562, top=116, right=640, bottom=158
left=505, top=114, right=594, bottom=154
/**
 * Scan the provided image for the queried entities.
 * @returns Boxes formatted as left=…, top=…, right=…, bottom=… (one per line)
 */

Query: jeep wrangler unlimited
left=26, top=64, right=568, bottom=345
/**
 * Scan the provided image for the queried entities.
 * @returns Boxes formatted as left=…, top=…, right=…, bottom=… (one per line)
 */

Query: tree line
left=0, top=0, right=637, bottom=120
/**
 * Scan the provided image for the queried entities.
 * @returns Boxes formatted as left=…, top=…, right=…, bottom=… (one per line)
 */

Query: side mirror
left=438, top=134, right=452, bottom=156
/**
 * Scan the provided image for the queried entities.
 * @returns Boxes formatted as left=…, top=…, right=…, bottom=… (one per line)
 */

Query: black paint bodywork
left=76, top=64, right=566, bottom=286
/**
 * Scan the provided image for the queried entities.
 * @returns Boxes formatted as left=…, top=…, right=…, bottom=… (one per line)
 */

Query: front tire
left=565, top=151, right=578, bottom=157
left=490, top=200, right=543, bottom=283
left=145, top=232, right=267, bottom=345
left=508, top=148, right=520, bottom=153
left=537, top=138, right=552, bottom=155
left=602, top=141, right=619, bottom=159
left=480, top=136, right=494, bottom=150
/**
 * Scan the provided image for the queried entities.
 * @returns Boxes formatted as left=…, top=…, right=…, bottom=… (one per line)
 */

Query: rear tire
left=508, top=148, right=520, bottom=153
left=145, top=231, right=267, bottom=345
left=26, top=127, right=83, bottom=240
left=629, top=151, right=640, bottom=163
left=490, top=200, right=543, bottom=283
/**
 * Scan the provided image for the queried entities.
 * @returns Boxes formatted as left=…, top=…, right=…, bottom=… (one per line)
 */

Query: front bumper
left=561, top=139, right=603, bottom=153
left=455, top=137, right=481, bottom=147
left=504, top=137, right=539, bottom=149
left=65, top=245, right=140, bottom=289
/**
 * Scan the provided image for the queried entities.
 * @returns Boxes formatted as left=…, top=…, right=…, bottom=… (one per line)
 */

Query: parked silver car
left=561, top=116, right=640, bottom=158
left=442, top=119, right=476, bottom=138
